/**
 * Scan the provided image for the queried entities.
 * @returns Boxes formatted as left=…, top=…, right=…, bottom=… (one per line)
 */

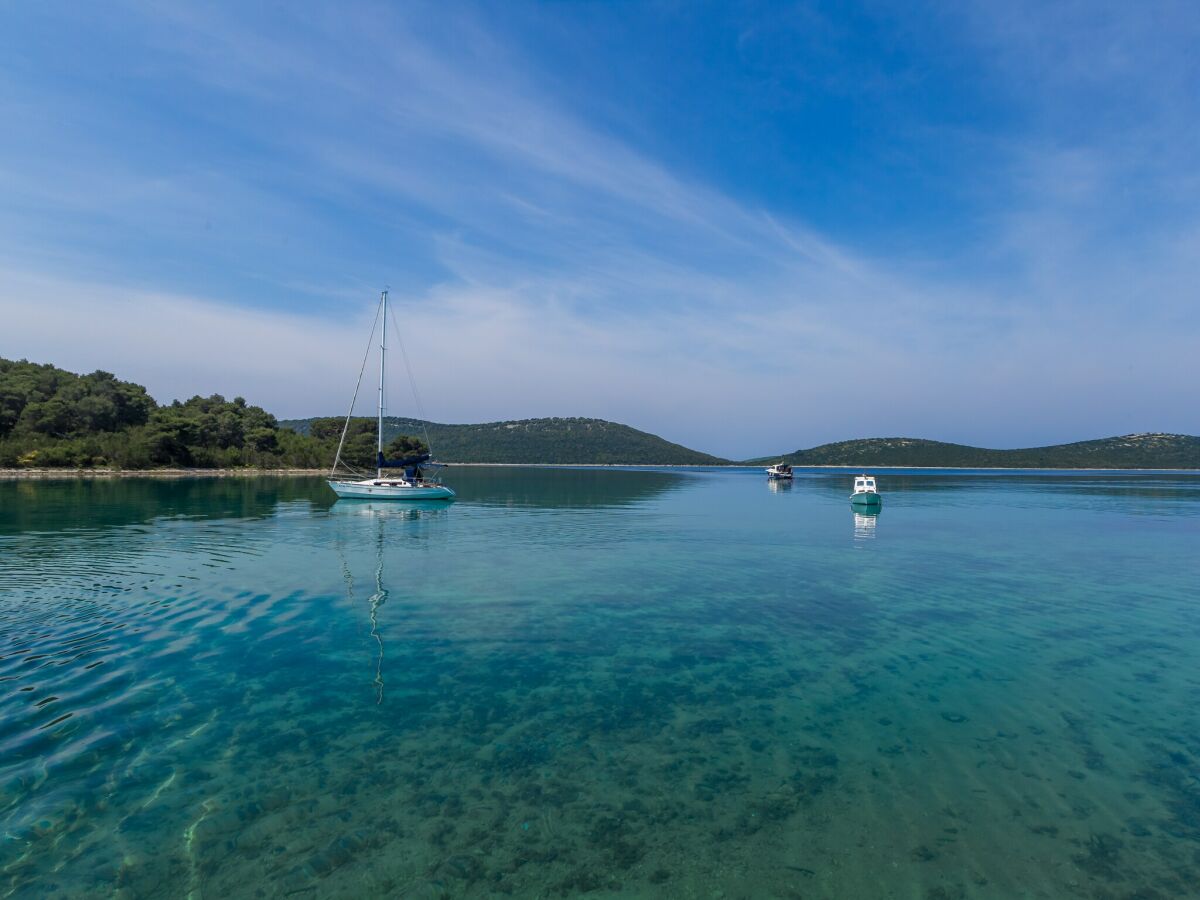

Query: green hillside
left=0, top=358, right=329, bottom=469
left=5, top=356, right=1194, bottom=470
left=754, top=434, right=1200, bottom=469
left=281, top=416, right=728, bottom=465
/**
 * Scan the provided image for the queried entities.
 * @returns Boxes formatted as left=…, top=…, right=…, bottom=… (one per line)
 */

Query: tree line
left=0, top=358, right=423, bottom=470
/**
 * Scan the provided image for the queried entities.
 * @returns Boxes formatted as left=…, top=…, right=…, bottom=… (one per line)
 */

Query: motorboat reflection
left=853, top=510, right=879, bottom=541
left=767, top=477, right=793, bottom=493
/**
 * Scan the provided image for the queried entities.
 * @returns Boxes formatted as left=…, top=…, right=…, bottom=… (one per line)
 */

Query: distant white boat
left=849, top=474, right=881, bottom=507
left=327, top=290, right=455, bottom=501
left=766, top=462, right=793, bottom=480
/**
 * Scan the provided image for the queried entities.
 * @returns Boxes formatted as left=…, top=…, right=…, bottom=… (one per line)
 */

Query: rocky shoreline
left=2, top=463, right=1195, bottom=479
left=0, top=465, right=731, bottom=479
left=0, top=468, right=329, bottom=480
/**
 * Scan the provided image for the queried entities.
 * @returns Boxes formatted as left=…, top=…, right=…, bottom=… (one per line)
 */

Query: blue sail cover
left=376, top=451, right=432, bottom=469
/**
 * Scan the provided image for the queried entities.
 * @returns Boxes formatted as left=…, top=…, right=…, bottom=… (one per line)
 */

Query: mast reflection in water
left=332, top=499, right=451, bottom=703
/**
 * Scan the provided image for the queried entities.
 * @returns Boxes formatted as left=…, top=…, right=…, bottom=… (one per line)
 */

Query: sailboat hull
left=327, top=480, right=455, bottom=500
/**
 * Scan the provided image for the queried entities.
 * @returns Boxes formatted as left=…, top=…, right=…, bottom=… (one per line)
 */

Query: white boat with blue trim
left=327, top=290, right=455, bottom=502
left=328, top=477, right=454, bottom=501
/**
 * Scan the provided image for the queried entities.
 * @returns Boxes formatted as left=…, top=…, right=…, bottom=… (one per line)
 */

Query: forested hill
left=0, top=358, right=329, bottom=469
left=280, top=416, right=728, bottom=465
left=6, top=356, right=1193, bottom=470
left=755, top=434, right=1200, bottom=469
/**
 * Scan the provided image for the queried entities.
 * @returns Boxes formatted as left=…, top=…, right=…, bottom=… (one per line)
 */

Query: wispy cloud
left=0, top=1, right=1196, bottom=455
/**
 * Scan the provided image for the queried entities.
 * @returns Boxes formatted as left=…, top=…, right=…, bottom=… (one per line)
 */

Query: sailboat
left=327, top=290, right=456, bottom=501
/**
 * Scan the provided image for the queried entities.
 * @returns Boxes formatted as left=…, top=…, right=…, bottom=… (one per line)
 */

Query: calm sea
left=1, top=468, right=1198, bottom=898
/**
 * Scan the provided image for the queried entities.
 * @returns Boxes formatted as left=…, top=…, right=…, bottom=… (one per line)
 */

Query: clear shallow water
left=1, top=468, right=1198, bottom=899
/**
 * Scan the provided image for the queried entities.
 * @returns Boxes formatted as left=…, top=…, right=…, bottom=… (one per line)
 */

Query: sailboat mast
left=377, top=289, right=387, bottom=479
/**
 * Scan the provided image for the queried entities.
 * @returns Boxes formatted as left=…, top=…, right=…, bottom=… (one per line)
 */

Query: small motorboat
left=850, top=474, right=882, bottom=507
left=766, top=462, right=794, bottom=480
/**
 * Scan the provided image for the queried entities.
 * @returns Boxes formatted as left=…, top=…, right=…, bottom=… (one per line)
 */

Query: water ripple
left=0, top=473, right=1198, bottom=897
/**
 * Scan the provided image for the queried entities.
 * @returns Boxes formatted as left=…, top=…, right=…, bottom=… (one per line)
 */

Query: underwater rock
left=924, top=885, right=967, bottom=900
left=1072, top=832, right=1124, bottom=880
left=438, top=854, right=484, bottom=882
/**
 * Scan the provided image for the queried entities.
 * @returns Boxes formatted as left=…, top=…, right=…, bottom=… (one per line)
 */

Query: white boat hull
left=327, top=479, right=455, bottom=500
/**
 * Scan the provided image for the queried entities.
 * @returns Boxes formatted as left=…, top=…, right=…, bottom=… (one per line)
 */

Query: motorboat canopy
left=853, top=475, right=877, bottom=494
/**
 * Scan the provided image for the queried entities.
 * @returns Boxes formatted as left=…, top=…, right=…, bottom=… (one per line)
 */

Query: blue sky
left=2, top=1, right=1197, bottom=457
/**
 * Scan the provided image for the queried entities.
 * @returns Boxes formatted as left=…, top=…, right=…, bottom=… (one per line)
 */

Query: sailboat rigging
left=327, top=290, right=456, bottom=500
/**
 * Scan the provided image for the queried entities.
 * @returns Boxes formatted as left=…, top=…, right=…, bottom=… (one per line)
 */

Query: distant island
left=752, top=434, right=1200, bottom=470
left=280, top=416, right=726, bottom=466
left=2, top=358, right=1196, bottom=470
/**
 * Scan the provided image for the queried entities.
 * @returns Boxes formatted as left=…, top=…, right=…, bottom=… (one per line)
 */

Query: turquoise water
left=1, top=468, right=1198, bottom=898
